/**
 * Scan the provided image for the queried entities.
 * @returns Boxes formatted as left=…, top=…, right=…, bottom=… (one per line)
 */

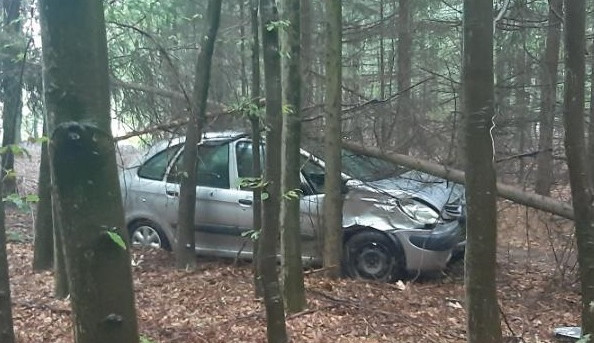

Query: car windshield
left=341, top=149, right=406, bottom=182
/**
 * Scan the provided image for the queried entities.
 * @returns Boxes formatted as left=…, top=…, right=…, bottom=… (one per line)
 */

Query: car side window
left=236, top=141, right=264, bottom=179
left=138, top=145, right=181, bottom=181
left=168, top=143, right=230, bottom=189
left=300, top=155, right=326, bottom=194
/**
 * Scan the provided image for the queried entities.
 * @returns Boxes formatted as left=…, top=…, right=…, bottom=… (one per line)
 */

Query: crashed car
left=119, top=132, right=465, bottom=281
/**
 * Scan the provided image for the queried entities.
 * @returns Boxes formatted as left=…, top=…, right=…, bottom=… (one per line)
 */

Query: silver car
left=119, top=132, right=465, bottom=281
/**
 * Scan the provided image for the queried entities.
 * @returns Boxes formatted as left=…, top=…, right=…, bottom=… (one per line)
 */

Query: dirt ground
left=6, top=146, right=581, bottom=343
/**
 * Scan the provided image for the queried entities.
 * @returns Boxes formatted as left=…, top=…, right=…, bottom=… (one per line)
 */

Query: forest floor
left=6, top=145, right=581, bottom=343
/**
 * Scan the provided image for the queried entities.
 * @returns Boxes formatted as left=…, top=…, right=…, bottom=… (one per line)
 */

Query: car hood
left=346, top=170, right=465, bottom=211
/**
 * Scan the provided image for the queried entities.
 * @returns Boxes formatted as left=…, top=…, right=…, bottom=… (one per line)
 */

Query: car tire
left=128, top=220, right=171, bottom=251
left=343, top=230, right=405, bottom=282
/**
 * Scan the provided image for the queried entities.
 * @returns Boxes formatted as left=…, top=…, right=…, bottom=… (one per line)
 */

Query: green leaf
left=282, top=189, right=302, bottom=200
left=25, top=194, right=40, bottom=203
left=261, top=192, right=269, bottom=201
left=106, top=231, right=127, bottom=250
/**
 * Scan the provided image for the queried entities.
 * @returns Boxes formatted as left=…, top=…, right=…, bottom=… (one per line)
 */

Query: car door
left=165, top=140, right=252, bottom=258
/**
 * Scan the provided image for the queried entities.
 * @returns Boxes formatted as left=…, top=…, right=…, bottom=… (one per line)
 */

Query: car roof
left=134, top=131, right=250, bottom=165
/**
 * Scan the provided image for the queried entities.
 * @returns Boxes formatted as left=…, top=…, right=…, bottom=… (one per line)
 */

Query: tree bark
left=175, top=0, right=222, bottom=270
left=40, top=0, right=139, bottom=341
left=32, top=130, right=54, bottom=271
left=535, top=0, right=562, bottom=196
left=250, top=0, right=264, bottom=298
left=280, top=0, right=306, bottom=313
left=0, top=156, right=14, bottom=343
left=323, top=0, right=343, bottom=280
left=396, top=0, right=412, bottom=154
left=259, top=0, right=288, bottom=341
left=1, top=0, right=23, bottom=195
left=562, top=0, right=594, bottom=336
left=463, top=0, right=502, bottom=341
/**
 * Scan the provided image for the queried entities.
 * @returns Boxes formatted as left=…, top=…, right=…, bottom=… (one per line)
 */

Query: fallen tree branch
left=342, top=141, right=575, bottom=220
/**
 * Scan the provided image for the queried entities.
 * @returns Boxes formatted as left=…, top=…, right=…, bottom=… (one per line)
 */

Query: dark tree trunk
left=32, top=127, right=54, bottom=271
left=249, top=0, right=264, bottom=298
left=0, top=162, right=14, bottom=343
left=176, top=0, right=222, bottom=270
left=39, top=0, right=139, bottom=341
left=535, top=0, right=562, bottom=196
left=259, top=0, right=288, bottom=340
left=300, top=0, right=313, bottom=107
left=322, top=0, right=343, bottom=279
left=1, top=0, right=23, bottom=195
left=395, top=0, right=412, bottom=154
left=280, top=0, right=306, bottom=313
left=462, top=0, right=502, bottom=342
left=562, top=0, right=594, bottom=336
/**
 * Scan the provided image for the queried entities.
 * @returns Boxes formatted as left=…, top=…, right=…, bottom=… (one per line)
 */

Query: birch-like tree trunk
left=175, top=0, right=222, bottom=270
left=463, top=0, right=502, bottom=341
left=39, top=0, right=139, bottom=341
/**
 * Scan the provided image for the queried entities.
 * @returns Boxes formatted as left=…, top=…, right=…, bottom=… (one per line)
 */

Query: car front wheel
left=129, top=220, right=170, bottom=250
left=343, top=231, right=404, bottom=282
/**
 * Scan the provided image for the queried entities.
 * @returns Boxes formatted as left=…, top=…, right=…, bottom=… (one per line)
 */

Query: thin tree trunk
left=300, top=0, right=313, bottom=107
left=259, top=0, right=288, bottom=340
left=562, top=0, right=594, bottom=336
left=280, top=0, right=306, bottom=313
left=463, top=0, right=502, bottom=341
left=40, top=0, right=139, bottom=341
left=176, top=0, right=222, bottom=270
left=323, top=0, right=343, bottom=280
left=535, top=0, right=562, bottom=196
left=396, top=0, right=412, bottom=153
left=0, top=161, right=14, bottom=343
left=32, top=127, right=54, bottom=271
left=250, top=0, right=264, bottom=298
left=1, top=0, right=23, bottom=195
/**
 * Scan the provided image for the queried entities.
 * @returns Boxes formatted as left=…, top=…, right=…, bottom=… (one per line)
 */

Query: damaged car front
left=335, top=150, right=466, bottom=281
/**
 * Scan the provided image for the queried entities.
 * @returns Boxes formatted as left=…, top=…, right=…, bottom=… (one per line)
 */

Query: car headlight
left=397, top=198, right=440, bottom=225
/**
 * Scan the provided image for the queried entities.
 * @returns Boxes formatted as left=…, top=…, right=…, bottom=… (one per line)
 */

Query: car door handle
left=238, top=199, right=253, bottom=205
left=166, top=190, right=179, bottom=197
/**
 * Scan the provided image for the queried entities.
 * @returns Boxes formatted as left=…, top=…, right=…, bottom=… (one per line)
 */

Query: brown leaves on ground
left=7, top=203, right=580, bottom=343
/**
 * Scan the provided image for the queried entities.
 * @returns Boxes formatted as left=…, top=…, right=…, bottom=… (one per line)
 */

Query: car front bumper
left=391, top=218, right=465, bottom=273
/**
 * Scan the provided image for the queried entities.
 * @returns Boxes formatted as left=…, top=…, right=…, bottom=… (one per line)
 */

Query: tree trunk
left=250, top=0, right=264, bottom=298
left=1, top=0, right=23, bottom=195
left=323, top=0, right=343, bottom=280
left=259, top=0, right=288, bottom=341
left=535, top=0, right=562, bottom=196
left=562, top=0, right=594, bottom=336
left=175, top=0, right=222, bottom=270
left=300, top=0, right=313, bottom=108
left=249, top=0, right=264, bottom=298
left=463, top=0, right=502, bottom=341
left=32, top=129, right=54, bottom=271
left=280, top=0, right=306, bottom=313
left=39, top=0, right=139, bottom=341
left=0, top=161, right=14, bottom=343
left=396, top=0, right=412, bottom=154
